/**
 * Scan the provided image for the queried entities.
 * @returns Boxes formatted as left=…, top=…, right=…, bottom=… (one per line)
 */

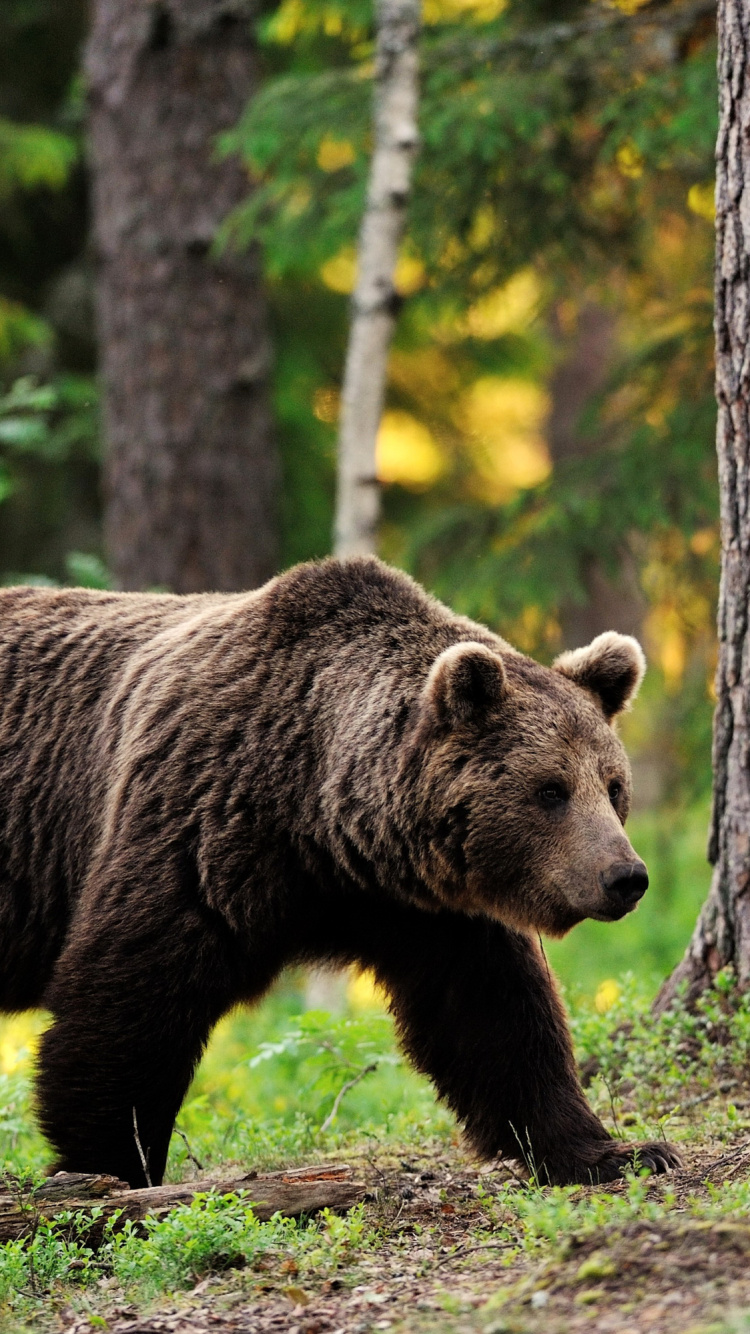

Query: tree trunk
left=546, top=303, right=646, bottom=650
left=333, top=0, right=420, bottom=559
left=87, top=0, right=279, bottom=593
left=655, top=0, right=750, bottom=1013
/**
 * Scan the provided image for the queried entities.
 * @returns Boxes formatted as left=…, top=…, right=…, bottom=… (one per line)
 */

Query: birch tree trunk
left=656, top=0, right=750, bottom=1012
left=87, top=0, right=279, bottom=594
left=306, top=0, right=420, bottom=1014
left=333, top=0, right=420, bottom=559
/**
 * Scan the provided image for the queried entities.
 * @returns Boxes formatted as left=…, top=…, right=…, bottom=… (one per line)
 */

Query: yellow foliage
left=389, top=347, right=460, bottom=401
left=468, top=204, right=498, bottom=251
left=690, top=526, right=717, bottom=556
left=645, top=603, right=687, bottom=692
left=320, top=247, right=357, bottom=294
left=268, top=0, right=306, bottom=42
left=505, top=604, right=561, bottom=656
left=616, top=140, right=644, bottom=180
left=395, top=254, right=426, bottom=295
left=347, top=969, right=389, bottom=1012
left=458, top=377, right=551, bottom=501
left=464, top=269, right=541, bottom=339
left=605, top=0, right=651, bottom=12
left=595, top=979, right=621, bottom=1014
left=439, top=236, right=466, bottom=272
left=424, top=0, right=507, bottom=20
left=687, top=182, right=716, bottom=222
left=376, top=411, right=445, bottom=489
left=660, top=628, right=686, bottom=690
left=317, top=137, right=356, bottom=173
left=267, top=0, right=348, bottom=43
left=0, top=1012, right=48, bottom=1074
left=313, top=386, right=340, bottom=424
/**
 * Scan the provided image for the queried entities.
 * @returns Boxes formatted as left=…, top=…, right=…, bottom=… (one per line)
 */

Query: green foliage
left=249, top=1008, right=400, bottom=1129
left=0, top=1, right=87, bottom=124
left=64, top=551, right=111, bottom=590
left=0, top=1212, right=107, bottom=1311
left=0, top=1068, right=47, bottom=1180
left=0, top=375, right=98, bottom=464
left=270, top=284, right=341, bottom=565
left=219, top=70, right=367, bottom=279
left=599, top=39, right=718, bottom=174
left=259, top=0, right=373, bottom=48
left=0, top=300, right=48, bottom=366
left=228, top=5, right=715, bottom=287
left=569, top=967, right=750, bottom=1131
left=0, top=374, right=101, bottom=585
left=404, top=359, right=717, bottom=634
left=0, top=118, right=77, bottom=197
left=0, top=1191, right=378, bottom=1321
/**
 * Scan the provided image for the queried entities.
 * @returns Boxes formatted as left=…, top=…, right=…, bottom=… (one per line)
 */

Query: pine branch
left=427, top=0, right=716, bottom=69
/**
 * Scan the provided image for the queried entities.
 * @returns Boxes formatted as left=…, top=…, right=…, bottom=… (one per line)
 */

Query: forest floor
left=54, top=1134, right=750, bottom=1334
left=6, top=971, right=750, bottom=1334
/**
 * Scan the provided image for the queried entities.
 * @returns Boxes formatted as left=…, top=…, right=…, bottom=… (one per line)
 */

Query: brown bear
left=0, top=556, right=678, bottom=1188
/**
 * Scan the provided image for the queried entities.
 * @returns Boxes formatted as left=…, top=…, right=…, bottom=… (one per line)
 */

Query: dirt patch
left=478, top=1218, right=750, bottom=1333
left=58, top=1144, right=750, bottom=1334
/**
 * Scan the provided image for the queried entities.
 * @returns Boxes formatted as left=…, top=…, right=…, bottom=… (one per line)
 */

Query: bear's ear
left=424, top=642, right=507, bottom=726
left=553, top=631, right=646, bottom=720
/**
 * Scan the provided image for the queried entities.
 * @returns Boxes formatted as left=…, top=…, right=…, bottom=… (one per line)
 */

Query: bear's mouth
left=589, top=901, right=637, bottom=923
left=588, top=894, right=642, bottom=923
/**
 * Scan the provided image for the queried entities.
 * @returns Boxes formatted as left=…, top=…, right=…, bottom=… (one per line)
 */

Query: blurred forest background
left=0, top=0, right=720, bottom=1000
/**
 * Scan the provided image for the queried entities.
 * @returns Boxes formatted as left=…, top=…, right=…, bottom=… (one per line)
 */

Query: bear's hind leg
left=37, top=903, right=244, bottom=1187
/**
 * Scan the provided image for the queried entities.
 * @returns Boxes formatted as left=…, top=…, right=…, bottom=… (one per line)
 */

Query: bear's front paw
left=568, top=1139, right=681, bottom=1185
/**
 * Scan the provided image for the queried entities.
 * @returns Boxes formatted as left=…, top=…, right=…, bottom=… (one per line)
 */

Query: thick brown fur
left=0, top=557, right=678, bottom=1187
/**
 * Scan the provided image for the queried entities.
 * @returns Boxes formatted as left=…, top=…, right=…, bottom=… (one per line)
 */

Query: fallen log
left=0, top=1163, right=368, bottom=1244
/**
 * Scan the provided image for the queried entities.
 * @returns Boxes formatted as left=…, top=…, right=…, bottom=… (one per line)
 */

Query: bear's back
left=0, top=587, right=233, bottom=906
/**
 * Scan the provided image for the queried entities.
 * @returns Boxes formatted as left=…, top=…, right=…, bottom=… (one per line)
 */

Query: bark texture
left=334, top=0, right=420, bottom=558
left=87, top=0, right=279, bottom=593
left=656, top=0, right=750, bottom=1013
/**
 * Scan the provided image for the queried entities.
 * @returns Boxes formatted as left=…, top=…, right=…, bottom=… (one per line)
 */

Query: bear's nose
left=601, top=860, right=649, bottom=907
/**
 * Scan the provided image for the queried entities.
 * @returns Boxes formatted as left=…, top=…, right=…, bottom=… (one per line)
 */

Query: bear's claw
left=540, top=1139, right=682, bottom=1185
left=583, top=1139, right=682, bottom=1183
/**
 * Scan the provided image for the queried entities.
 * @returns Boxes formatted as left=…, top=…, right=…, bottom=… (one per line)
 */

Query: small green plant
left=0, top=1209, right=109, bottom=1311
left=566, top=966, right=750, bottom=1140
left=107, top=1194, right=377, bottom=1301
left=108, top=1193, right=300, bottom=1296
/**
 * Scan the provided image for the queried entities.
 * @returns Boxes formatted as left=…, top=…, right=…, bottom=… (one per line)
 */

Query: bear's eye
left=609, top=780, right=622, bottom=805
left=538, top=782, right=568, bottom=808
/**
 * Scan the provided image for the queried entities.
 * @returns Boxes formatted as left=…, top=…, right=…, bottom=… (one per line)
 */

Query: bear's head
left=407, top=632, right=648, bottom=936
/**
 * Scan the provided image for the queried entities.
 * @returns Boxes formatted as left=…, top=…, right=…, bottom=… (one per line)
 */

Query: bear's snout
left=600, top=860, right=649, bottom=914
